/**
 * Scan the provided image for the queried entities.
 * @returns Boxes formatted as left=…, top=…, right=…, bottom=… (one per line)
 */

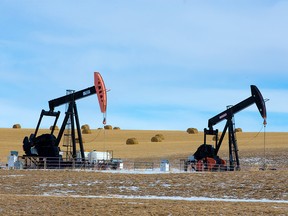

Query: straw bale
left=104, top=125, right=112, bottom=130
left=82, top=128, right=92, bottom=134
left=235, top=128, right=242, bottom=132
left=151, top=136, right=162, bottom=142
left=126, top=138, right=139, bottom=145
left=113, top=127, right=121, bottom=130
left=155, top=134, right=164, bottom=140
left=81, top=124, right=90, bottom=130
left=186, top=128, right=198, bottom=134
left=50, top=125, right=59, bottom=130
left=12, top=124, right=21, bottom=129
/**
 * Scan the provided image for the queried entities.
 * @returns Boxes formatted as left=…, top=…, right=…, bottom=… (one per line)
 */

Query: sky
left=0, top=0, right=288, bottom=132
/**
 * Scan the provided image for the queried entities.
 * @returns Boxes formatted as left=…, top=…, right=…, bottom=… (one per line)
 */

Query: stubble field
left=0, top=128, right=287, bottom=215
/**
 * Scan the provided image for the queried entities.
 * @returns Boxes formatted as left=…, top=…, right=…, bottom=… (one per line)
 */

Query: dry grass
left=1, top=194, right=287, bottom=215
left=0, top=128, right=287, bottom=164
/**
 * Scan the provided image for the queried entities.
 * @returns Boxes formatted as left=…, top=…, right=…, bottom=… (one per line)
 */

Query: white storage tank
left=88, top=150, right=112, bottom=164
left=88, top=150, right=97, bottom=164
left=7, top=151, right=18, bottom=169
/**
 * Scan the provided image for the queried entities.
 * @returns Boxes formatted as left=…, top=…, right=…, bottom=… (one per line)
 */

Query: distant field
left=0, top=128, right=287, bottom=169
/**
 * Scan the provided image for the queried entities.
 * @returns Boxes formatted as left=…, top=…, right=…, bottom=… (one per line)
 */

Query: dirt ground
left=0, top=128, right=287, bottom=215
left=0, top=170, right=287, bottom=215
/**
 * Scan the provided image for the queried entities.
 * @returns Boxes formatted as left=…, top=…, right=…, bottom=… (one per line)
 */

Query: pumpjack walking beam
left=204, top=85, right=267, bottom=170
left=33, top=86, right=96, bottom=139
left=48, top=86, right=96, bottom=111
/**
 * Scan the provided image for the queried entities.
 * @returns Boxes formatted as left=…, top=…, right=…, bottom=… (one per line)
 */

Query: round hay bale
left=81, top=124, right=90, bottom=130
left=97, top=127, right=103, bottom=130
left=155, top=133, right=164, bottom=140
left=82, top=128, right=92, bottom=134
left=151, top=136, right=162, bottom=142
left=235, top=128, right=242, bottom=132
left=113, top=127, right=121, bottom=130
left=186, top=128, right=198, bottom=134
left=50, top=125, right=59, bottom=130
left=126, top=138, right=138, bottom=145
left=12, top=124, right=21, bottom=129
left=104, top=125, right=112, bottom=130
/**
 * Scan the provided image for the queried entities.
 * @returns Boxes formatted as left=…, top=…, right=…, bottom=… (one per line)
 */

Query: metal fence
left=1, top=156, right=284, bottom=172
left=18, top=156, right=122, bottom=170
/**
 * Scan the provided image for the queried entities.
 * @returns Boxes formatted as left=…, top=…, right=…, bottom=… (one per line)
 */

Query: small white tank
left=160, top=159, right=170, bottom=172
left=88, top=150, right=112, bottom=164
left=88, top=150, right=98, bottom=164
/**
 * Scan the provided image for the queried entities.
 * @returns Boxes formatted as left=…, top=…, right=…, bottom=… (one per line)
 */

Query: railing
left=12, top=156, right=284, bottom=172
left=20, top=156, right=86, bottom=169
left=19, top=156, right=123, bottom=170
left=133, top=162, right=154, bottom=171
left=179, top=159, right=238, bottom=172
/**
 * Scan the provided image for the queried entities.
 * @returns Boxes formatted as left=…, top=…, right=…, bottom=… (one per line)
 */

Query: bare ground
left=0, top=169, right=287, bottom=215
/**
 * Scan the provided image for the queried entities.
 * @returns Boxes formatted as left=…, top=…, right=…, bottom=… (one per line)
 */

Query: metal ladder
left=62, top=90, right=75, bottom=160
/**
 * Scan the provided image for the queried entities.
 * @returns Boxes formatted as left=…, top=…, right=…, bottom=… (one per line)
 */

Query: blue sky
left=0, top=0, right=287, bottom=132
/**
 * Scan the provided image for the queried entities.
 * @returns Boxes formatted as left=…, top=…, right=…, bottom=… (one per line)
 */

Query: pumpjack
left=22, top=72, right=107, bottom=163
left=185, top=85, right=267, bottom=171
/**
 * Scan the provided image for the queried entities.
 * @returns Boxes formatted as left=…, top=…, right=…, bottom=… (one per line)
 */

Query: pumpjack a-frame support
left=203, top=85, right=267, bottom=170
left=25, top=72, right=107, bottom=161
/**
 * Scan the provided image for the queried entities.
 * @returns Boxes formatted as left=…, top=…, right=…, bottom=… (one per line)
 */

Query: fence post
left=44, top=158, right=47, bottom=169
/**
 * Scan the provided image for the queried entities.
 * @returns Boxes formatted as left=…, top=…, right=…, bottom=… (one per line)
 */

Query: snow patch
left=35, top=194, right=288, bottom=204
left=0, top=175, right=25, bottom=178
